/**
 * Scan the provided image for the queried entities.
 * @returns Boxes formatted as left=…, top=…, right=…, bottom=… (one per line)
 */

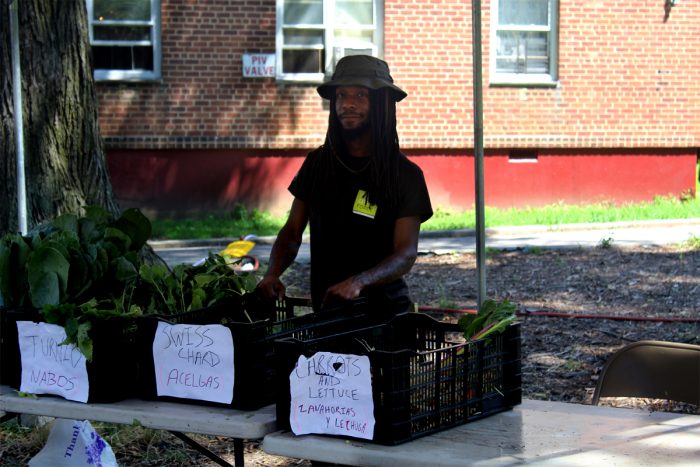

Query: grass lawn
left=150, top=194, right=700, bottom=240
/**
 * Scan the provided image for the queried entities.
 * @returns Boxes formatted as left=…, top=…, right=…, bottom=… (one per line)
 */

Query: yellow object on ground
left=220, top=240, right=255, bottom=258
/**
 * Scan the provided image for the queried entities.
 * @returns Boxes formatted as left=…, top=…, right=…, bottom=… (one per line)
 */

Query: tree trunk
left=0, top=0, right=119, bottom=235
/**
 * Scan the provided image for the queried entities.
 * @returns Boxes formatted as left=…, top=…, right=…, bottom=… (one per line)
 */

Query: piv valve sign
left=242, top=53, right=275, bottom=78
left=289, top=351, right=375, bottom=440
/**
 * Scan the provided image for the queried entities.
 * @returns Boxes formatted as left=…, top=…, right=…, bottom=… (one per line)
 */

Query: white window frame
left=86, top=0, right=161, bottom=81
left=489, top=0, right=558, bottom=86
left=276, top=0, right=384, bottom=83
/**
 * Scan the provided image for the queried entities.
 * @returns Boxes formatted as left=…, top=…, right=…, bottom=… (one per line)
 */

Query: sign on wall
left=242, top=54, right=276, bottom=78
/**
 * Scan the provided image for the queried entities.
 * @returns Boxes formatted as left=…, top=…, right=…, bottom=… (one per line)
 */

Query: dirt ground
left=2, top=244, right=698, bottom=466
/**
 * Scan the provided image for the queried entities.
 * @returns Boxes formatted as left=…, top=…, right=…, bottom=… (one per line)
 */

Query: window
left=86, top=0, right=161, bottom=81
left=490, top=0, right=558, bottom=85
left=276, top=0, right=383, bottom=82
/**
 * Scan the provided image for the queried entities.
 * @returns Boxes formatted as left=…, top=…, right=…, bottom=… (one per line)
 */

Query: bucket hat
left=317, top=55, right=407, bottom=102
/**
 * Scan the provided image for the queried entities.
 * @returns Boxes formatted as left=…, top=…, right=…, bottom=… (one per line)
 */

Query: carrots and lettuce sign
left=152, top=322, right=234, bottom=404
left=17, top=321, right=89, bottom=402
left=289, top=352, right=375, bottom=440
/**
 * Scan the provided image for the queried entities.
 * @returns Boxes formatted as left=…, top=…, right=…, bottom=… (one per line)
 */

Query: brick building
left=91, top=0, right=699, bottom=217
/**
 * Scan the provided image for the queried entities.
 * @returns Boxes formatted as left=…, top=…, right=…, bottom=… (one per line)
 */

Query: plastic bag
left=29, top=419, right=118, bottom=467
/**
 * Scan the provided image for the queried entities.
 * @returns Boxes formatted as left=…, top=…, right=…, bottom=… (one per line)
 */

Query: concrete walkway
left=151, top=218, right=700, bottom=267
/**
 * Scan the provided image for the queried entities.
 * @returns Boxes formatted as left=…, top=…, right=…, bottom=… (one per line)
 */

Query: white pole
left=10, top=0, right=28, bottom=235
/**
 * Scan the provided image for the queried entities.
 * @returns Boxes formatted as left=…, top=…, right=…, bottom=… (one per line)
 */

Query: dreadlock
left=309, top=87, right=402, bottom=208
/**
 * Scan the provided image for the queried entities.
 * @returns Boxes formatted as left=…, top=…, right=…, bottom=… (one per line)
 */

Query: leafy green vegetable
left=2, top=205, right=259, bottom=360
left=0, top=206, right=157, bottom=309
left=458, top=299, right=517, bottom=342
left=136, top=253, right=256, bottom=316
left=112, top=208, right=151, bottom=250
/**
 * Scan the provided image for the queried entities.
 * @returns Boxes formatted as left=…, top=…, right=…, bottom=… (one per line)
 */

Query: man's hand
left=321, top=276, right=362, bottom=309
left=320, top=216, right=421, bottom=310
left=256, top=274, right=286, bottom=301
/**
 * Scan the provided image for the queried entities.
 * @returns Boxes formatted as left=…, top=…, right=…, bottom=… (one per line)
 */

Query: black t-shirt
left=289, top=147, right=433, bottom=310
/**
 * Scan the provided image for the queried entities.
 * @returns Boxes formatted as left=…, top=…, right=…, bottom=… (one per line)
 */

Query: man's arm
left=256, top=198, right=309, bottom=300
left=322, top=215, right=421, bottom=308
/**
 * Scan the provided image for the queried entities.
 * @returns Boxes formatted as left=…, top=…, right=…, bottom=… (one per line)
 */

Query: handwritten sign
left=17, top=321, right=89, bottom=402
left=242, top=53, right=275, bottom=77
left=152, top=322, right=234, bottom=404
left=289, top=352, right=375, bottom=440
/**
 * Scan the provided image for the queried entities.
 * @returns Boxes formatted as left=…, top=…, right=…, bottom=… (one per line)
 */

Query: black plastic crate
left=137, top=295, right=399, bottom=410
left=0, top=308, right=42, bottom=389
left=85, top=316, right=141, bottom=402
left=0, top=307, right=140, bottom=403
left=274, top=312, right=522, bottom=445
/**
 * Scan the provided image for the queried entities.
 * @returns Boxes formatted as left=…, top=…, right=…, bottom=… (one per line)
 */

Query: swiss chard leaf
left=459, top=299, right=517, bottom=341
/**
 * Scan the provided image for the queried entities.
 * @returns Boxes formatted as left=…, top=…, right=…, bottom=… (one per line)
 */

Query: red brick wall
left=98, top=0, right=700, bottom=149
left=480, top=0, right=700, bottom=149
left=98, top=0, right=327, bottom=149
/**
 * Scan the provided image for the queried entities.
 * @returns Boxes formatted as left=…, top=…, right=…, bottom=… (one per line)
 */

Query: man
left=257, top=55, right=432, bottom=311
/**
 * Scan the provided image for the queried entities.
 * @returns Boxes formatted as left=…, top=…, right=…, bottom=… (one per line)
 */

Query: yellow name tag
left=353, top=190, right=378, bottom=219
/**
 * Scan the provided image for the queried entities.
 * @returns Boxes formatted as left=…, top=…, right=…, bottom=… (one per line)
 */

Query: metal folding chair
left=592, top=340, right=700, bottom=406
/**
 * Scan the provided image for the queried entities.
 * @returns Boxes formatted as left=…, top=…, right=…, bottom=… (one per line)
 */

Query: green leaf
left=460, top=312, right=490, bottom=340
left=27, top=246, right=70, bottom=307
left=472, top=315, right=516, bottom=342
left=112, top=256, right=138, bottom=282
left=78, top=217, right=102, bottom=244
left=29, top=272, right=61, bottom=307
left=77, top=321, right=93, bottom=361
left=194, top=273, right=218, bottom=287
left=139, top=264, right=169, bottom=284
left=83, top=205, right=111, bottom=225
left=104, top=227, right=131, bottom=256
left=171, top=264, right=187, bottom=280
left=95, top=246, right=109, bottom=273
left=127, top=304, right=143, bottom=316
left=63, top=316, right=79, bottom=339
left=42, top=303, right=76, bottom=325
left=190, top=287, right=207, bottom=311
left=459, top=299, right=517, bottom=341
left=39, top=240, right=71, bottom=260
left=48, top=230, right=80, bottom=249
left=67, top=251, right=89, bottom=296
left=53, top=214, right=79, bottom=233
left=113, top=209, right=152, bottom=250
left=239, top=273, right=258, bottom=293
